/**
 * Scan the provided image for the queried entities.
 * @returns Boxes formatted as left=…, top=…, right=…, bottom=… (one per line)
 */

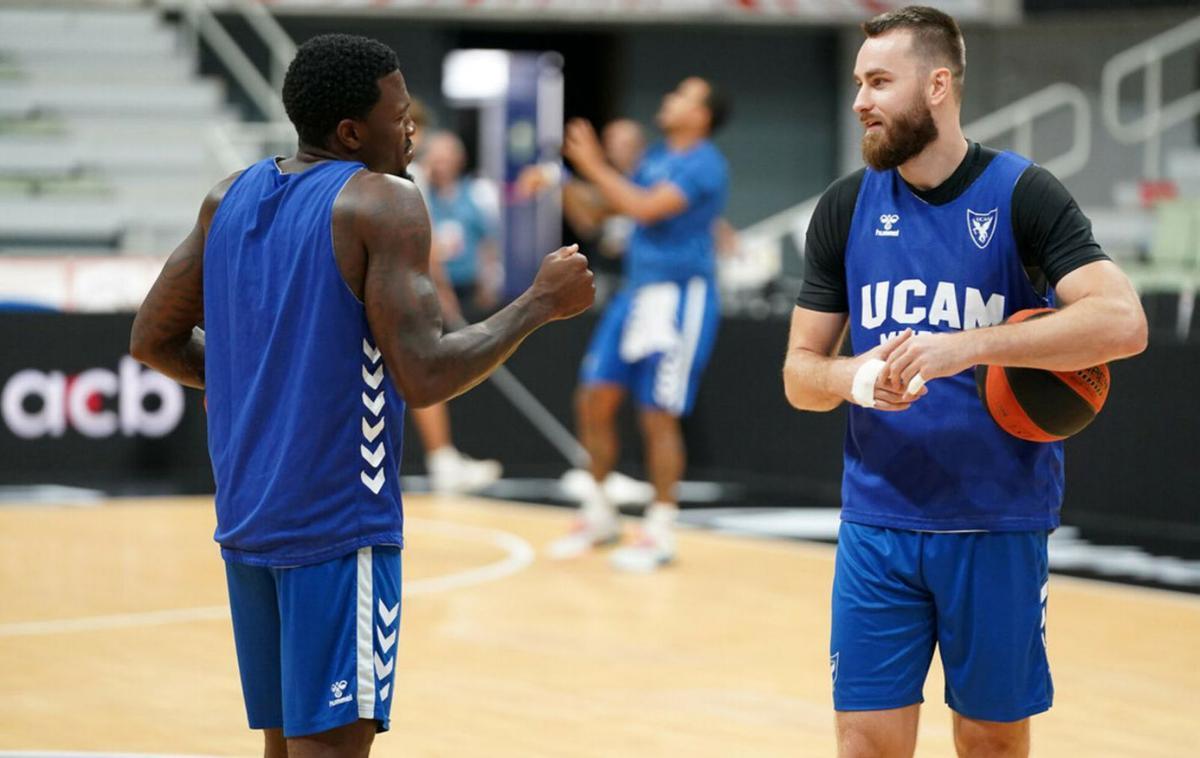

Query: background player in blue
left=782, top=8, right=1146, bottom=758
left=129, top=34, right=594, bottom=757
left=548, top=77, right=730, bottom=572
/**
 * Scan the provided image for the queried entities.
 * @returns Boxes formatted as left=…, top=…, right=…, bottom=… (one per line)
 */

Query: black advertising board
left=0, top=314, right=213, bottom=492
left=1, top=312, right=1195, bottom=554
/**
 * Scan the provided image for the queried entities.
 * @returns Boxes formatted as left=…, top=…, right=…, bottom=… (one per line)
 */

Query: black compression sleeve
left=1012, top=165, right=1109, bottom=287
left=796, top=170, right=863, bottom=312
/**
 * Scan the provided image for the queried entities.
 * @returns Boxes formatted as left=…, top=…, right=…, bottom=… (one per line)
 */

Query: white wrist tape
left=906, top=373, right=926, bottom=396
left=851, top=359, right=886, bottom=408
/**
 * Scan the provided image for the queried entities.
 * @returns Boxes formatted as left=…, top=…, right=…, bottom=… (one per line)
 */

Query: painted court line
left=0, top=752, right=225, bottom=758
left=0, top=519, right=533, bottom=638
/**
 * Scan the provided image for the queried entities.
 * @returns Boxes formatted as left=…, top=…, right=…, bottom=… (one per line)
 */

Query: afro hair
left=282, top=33, right=400, bottom=149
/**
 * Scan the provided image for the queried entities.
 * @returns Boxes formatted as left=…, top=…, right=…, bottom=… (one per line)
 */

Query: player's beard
left=861, top=94, right=939, bottom=171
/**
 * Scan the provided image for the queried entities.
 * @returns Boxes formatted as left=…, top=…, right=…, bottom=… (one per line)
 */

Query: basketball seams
left=976, top=307, right=1109, bottom=441
left=1051, top=365, right=1109, bottom=412
left=984, top=360, right=1063, bottom=442
left=1006, top=366, right=1096, bottom=438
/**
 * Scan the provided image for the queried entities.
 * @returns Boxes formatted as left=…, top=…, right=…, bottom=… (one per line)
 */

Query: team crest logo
left=830, top=652, right=839, bottom=684
left=967, top=208, right=998, bottom=249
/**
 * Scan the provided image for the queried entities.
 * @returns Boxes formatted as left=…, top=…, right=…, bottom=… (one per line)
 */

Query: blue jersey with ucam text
left=204, top=158, right=406, bottom=566
left=842, top=151, right=1062, bottom=532
left=626, top=140, right=727, bottom=285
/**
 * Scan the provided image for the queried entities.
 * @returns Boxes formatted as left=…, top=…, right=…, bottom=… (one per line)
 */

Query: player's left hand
left=881, top=331, right=974, bottom=392
left=562, top=119, right=606, bottom=176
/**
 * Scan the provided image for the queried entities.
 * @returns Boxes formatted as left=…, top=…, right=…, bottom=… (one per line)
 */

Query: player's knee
left=577, top=385, right=622, bottom=422
left=837, top=722, right=908, bottom=758
left=638, top=408, right=680, bottom=441
left=574, top=387, right=598, bottom=422
left=263, top=728, right=288, bottom=758
left=288, top=719, right=376, bottom=758
left=953, top=718, right=1029, bottom=758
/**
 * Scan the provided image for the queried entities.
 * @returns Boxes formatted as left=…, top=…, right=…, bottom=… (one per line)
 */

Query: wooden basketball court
left=1, top=495, right=1197, bottom=756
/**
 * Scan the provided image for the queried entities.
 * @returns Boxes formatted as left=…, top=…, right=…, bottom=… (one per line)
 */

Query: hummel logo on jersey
left=328, top=679, right=353, bottom=707
left=875, top=213, right=900, bottom=237
left=968, top=208, right=998, bottom=249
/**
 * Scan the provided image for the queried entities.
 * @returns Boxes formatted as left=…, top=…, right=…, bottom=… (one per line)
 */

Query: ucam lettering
left=0, top=356, right=184, bottom=439
left=861, top=280, right=1005, bottom=334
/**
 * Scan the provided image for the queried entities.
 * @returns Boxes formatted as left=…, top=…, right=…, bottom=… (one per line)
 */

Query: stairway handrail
left=1100, top=13, right=1200, bottom=179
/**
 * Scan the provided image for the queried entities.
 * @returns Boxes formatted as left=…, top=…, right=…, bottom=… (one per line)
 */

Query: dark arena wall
left=1, top=312, right=1195, bottom=556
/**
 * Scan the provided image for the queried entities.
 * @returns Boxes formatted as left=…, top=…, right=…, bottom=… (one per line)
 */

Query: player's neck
left=293, top=143, right=356, bottom=166
left=896, top=129, right=968, bottom=191
left=665, top=129, right=705, bottom=152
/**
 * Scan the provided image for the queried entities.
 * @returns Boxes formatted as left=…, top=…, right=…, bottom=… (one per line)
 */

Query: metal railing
left=205, top=121, right=298, bottom=176
left=163, top=0, right=296, bottom=171
left=171, top=0, right=280, bottom=121
left=1101, top=13, right=1200, bottom=180
left=228, top=0, right=295, bottom=93
left=966, top=83, right=1091, bottom=179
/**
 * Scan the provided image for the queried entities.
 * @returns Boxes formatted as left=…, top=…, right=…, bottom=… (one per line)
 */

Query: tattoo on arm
left=362, top=177, right=545, bottom=406
left=129, top=175, right=235, bottom=389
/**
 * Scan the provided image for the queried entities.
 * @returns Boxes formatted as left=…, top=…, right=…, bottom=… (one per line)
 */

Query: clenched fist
left=529, top=244, right=595, bottom=321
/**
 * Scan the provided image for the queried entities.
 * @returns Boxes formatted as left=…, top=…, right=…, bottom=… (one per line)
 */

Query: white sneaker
left=428, top=449, right=502, bottom=494
left=603, top=471, right=655, bottom=506
left=559, top=469, right=654, bottom=507
left=546, top=517, right=621, bottom=559
left=610, top=529, right=676, bottom=573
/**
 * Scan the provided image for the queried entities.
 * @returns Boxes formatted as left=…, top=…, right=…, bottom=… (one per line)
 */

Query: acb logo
left=1, top=356, right=185, bottom=439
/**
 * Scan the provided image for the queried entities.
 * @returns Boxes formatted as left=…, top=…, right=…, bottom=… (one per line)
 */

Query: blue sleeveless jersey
left=204, top=158, right=405, bottom=566
left=626, top=140, right=727, bottom=285
left=842, top=152, right=1063, bottom=531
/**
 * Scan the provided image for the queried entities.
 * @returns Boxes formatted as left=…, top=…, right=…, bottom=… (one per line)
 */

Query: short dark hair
left=282, top=34, right=400, bottom=148
left=862, top=5, right=965, bottom=98
left=703, top=82, right=731, bottom=134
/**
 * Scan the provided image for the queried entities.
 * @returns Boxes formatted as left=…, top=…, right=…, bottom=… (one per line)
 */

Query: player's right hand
left=530, top=244, right=595, bottom=321
left=848, top=329, right=928, bottom=411
left=515, top=164, right=554, bottom=200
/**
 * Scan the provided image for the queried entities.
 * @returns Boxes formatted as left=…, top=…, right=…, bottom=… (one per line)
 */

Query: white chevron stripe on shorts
left=653, top=277, right=708, bottom=414
left=355, top=547, right=376, bottom=718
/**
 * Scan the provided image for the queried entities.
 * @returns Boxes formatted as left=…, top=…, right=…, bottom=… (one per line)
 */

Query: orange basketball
left=974, top=308, right=1110, bottom=442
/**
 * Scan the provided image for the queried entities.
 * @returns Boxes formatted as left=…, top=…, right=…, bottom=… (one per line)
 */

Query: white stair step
left=0, top=139, right=211, bottom=173
left=0, top=30, right=178, bottom=56
left=116, top=180, right=213, bottom=206
left=0, top=9, right=161, bottom=34
left=5, top=47, right=186, bottom=70
left=0, top=157, right=209, bottom=179
left=0, top=198, right=195, bottom=237
left=65, top=116, right=239, bottom=143
left=2, top=58, right=194, bottom=85
left=0, top=130, right=220, bottom=157
left=0, top=200, right=123, bottom=240
left=0, top=81, right=226, bottom=118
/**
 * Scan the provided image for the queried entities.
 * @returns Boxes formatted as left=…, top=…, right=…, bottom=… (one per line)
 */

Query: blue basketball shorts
left=579, top=277, right=720, bottom=416
left=224, top=545, right=402, bottom=738
left=830, top=522, right=1053, bottom=722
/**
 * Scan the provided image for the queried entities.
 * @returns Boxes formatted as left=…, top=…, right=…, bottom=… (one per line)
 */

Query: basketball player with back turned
left=782, top=7, right=1146, bottom=758
left=130, top=35, right=593, bottom=757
